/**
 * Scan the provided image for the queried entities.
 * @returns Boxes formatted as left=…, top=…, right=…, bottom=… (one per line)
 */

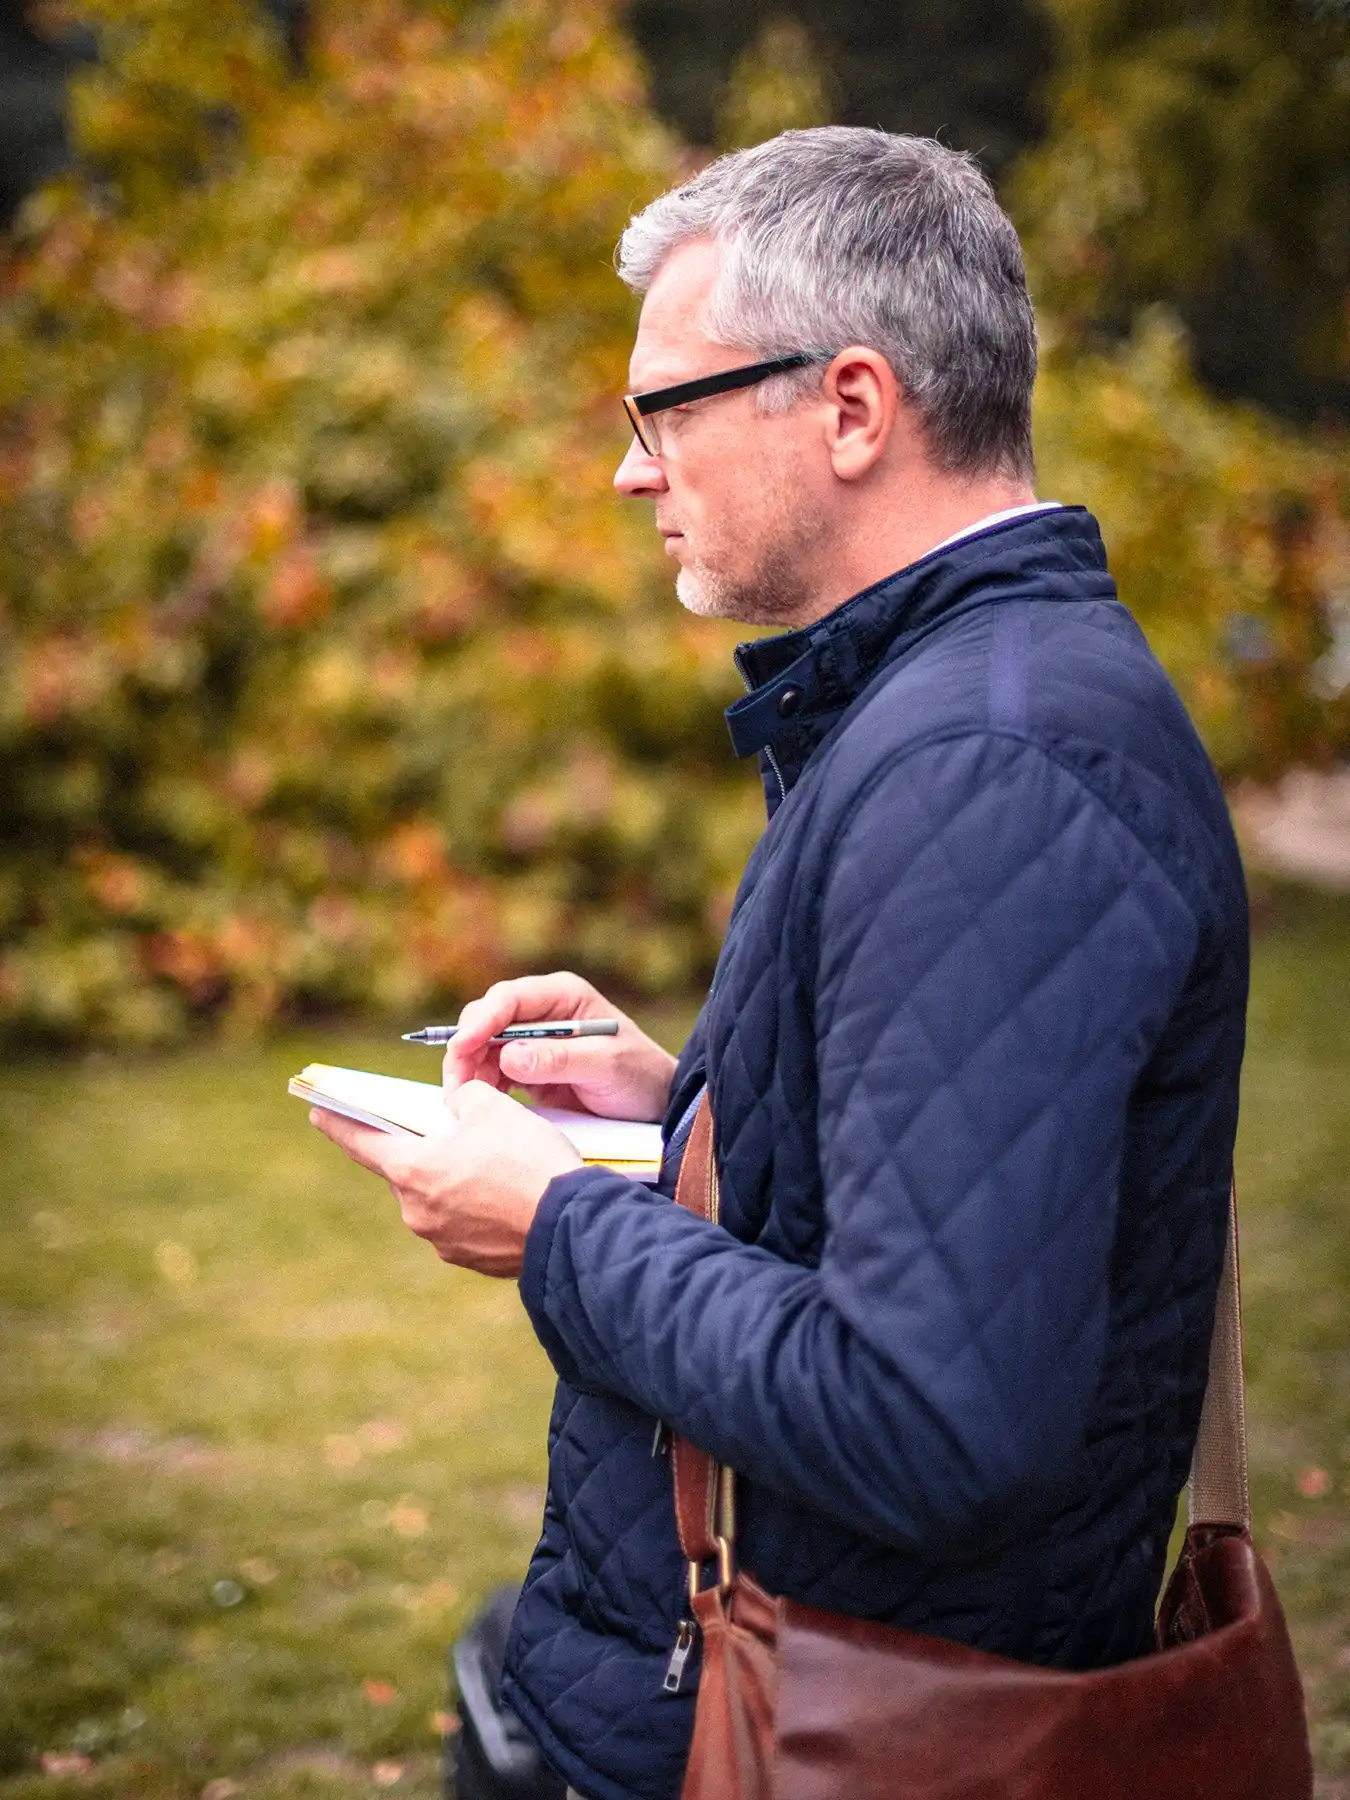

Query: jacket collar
left=725, top=504, right=1111, bottom=815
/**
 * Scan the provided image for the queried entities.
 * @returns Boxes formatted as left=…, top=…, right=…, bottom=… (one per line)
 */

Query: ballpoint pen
left=401, top=1020, right=621, bottom=1044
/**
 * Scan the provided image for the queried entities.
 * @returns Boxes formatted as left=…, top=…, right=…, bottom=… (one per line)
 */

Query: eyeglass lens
left=623, top=395, right=659, bottom=456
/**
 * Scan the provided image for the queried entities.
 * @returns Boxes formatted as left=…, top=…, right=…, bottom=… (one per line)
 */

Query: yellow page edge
left=290, top=1079, right=660, bottom=1178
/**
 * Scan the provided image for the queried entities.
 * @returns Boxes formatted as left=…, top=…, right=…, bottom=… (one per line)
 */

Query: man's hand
left=309, top=1080, right=583, bottom=1277
left=443, top=972, right=677, bottom=1123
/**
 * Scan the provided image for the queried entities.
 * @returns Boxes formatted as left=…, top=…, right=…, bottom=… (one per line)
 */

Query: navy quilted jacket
left=501, top=506, right=1249, bottom=1800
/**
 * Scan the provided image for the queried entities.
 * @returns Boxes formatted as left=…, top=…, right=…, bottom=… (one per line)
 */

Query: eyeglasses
left=622, top=352, right=821, bottom=456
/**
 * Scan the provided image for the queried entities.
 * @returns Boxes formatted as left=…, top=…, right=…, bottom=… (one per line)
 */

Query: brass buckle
left=686, top=1534, right=735, bottom=1606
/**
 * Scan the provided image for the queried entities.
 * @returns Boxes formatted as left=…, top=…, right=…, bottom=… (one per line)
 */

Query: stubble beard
left=675, top=549, right=812, bottom=627
left=672, top=476, right=824, bottom=629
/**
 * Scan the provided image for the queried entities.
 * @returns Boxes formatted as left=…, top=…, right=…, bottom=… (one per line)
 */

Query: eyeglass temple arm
left=630, top=352, right=818, bottom=417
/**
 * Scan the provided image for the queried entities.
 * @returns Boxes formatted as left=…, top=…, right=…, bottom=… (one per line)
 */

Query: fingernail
left=508, top=1047, right=535, bottom=1075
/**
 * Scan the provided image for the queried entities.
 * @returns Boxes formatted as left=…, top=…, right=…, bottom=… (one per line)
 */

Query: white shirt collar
left=927, top=501, right=1063, bottom=558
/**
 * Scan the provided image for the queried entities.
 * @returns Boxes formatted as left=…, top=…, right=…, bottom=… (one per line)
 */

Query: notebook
left=290, top=1062, right=663, bottom=1182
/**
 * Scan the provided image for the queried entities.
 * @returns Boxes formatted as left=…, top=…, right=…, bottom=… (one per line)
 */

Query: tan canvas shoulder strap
left=1188, top=1190, right=1250, bottom=1531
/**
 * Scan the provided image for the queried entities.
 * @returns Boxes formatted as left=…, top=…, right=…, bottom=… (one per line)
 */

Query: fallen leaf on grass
left=154, top=1240, right=198, bottom=1285
left=373, top=1762, right=404, bottom=1787
left=498, top=1485, right=545, bottom=1529
left=40, top=1752, right=93, bottom=1777
left=390, top=1497, right=428, bottom=1538
left=413, top=1578, right=459, bottom=1613
left=325, top=1434, right=362, bottom=1470
left=363, top=1679, right=397, bottom=1706
left=359, top=1418, right=407, bottom=1453
left=1298, top=1466, right=1331, bottom=1498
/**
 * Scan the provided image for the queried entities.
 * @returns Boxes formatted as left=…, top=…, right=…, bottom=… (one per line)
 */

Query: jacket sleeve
left=518, top=734, right=1199, bottom=1556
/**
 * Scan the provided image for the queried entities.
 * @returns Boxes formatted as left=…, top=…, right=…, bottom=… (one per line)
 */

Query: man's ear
left=821, top=347, right=901, bottom=482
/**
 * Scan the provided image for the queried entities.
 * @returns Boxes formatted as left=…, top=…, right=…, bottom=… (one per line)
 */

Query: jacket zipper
left=663, top=1618, right=696, bottom=1692
left=733, top=646, right=788, bottom=808
left=763, top=743, right=787, bottom=808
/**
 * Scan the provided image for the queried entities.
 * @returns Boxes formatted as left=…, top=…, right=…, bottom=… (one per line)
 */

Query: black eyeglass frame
left=622, top=352, right=822, bottom=455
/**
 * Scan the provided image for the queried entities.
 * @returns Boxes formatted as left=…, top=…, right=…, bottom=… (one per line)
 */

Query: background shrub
left=0, top=0, right=1346, bottom=1046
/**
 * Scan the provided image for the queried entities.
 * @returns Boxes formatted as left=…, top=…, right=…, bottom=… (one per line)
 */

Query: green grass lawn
left=1, top=896, right=1349, bottom=1799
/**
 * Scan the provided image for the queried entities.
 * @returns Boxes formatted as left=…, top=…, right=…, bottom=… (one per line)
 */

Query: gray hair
left=617, top=127, right=1037, bottom=481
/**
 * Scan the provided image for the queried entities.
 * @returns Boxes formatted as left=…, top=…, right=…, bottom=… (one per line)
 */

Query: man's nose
left=614, top=436, right=668, bottom=499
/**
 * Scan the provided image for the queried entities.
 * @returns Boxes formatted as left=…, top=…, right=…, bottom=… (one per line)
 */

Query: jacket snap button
left=777, top=685, right=802, bottom=718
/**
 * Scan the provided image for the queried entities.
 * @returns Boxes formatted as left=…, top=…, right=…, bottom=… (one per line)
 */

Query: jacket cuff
left=519, top=1166, right=607, bottom=1381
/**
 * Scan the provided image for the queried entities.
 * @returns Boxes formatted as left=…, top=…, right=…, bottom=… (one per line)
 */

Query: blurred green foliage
left=0, top=0, right=762, bottom=1046
left=0, top=0, right=1347, bottom=1047
left=1013, top=0, right=1350, bottom=778
left=1030, top=314, right=1349, bottom=781
left=1015, top=0, right=1350, bottom=423
left=626, top=0, right=1053, bottom=177
left=713, top=18, right=834, bottom=152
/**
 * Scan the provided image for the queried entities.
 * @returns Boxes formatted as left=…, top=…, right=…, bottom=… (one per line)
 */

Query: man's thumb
left=445, top=1077, right=509, bottom=1122
left=498, top=1040, right=562, bottom=1081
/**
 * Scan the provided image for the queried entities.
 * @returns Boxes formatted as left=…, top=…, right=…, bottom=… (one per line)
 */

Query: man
left=313, top=129, right=1248, bottom=1800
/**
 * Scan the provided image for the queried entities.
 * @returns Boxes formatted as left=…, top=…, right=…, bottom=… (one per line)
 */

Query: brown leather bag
left=670, top=1096, right=1313, bottom=1800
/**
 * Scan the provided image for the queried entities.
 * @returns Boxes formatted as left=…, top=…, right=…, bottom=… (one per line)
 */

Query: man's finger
left=309, top=1107, right=407, bottom=1178
left=445, top=1077, right=522, bottom=1124
left=443, top=982, right=540, bottom=1075
left=497, top=1037, right=598, bottom=1084
left=442, top=973, right=605, bottom=1086
left=476, top=971, right=596, bottom=1022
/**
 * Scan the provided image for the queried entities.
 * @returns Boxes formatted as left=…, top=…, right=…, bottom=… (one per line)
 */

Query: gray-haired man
left=315, top=128, right=1248, bottom=1800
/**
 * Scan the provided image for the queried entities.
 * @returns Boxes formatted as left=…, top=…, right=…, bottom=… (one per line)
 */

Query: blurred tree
left=14, top=0, right=1347, bottom=422
left=626, top=0, right=1053, bottom=175
left=0, top=0, right=1346, bottom=1050
left=0, top=0, right=766, bottom=1046
left=1009, top=0, right=1350, bottom=786
left=262, top=0, right=310, bottom=71
left=1007, top=0, right=1350, bottom=425
left=0, top=0, right=96, bottom=225
left=66, top=0, right=286, bottom=209
left=713, top=17, right=833, bottom=153
left=632, top=0, right=1350, bottom=428
left=1031, top=311, right=1350, bottom=785
left=0, top=0, right=307, bottom=228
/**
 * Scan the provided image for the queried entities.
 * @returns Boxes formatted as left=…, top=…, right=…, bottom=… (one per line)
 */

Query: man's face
left=614, top=240, right=829, bottom=628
